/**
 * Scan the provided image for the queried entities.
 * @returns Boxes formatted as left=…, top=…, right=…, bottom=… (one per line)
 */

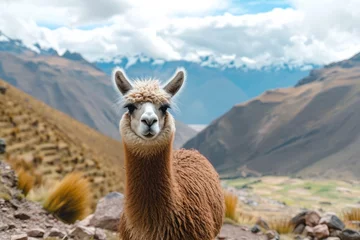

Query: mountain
left=0, top=79, right=124, bottom=205
left=0, top=32, right=196, bottom=148
left=183, top=52, right=360, bottom=180
left=95, top=56, right=312, bottom=125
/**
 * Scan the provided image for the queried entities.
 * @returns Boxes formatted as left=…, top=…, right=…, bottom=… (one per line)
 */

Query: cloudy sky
left=0, top=0, right=359, bottom=68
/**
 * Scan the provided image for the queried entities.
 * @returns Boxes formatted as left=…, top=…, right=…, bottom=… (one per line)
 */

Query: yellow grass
left=17, top=168, right=35, bottom=196
left=224, top=190, right=238, bottom=221
left=342, top=208, right=360, bottom=222
left=267, top=216, right=294, bottom=235
left=43, top=172, right=92, bottom=223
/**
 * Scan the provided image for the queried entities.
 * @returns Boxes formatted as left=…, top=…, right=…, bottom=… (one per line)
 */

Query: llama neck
left=123, top=137, right=178, bottom=223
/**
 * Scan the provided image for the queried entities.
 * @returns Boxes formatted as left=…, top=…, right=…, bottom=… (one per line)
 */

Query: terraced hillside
left=0, top=79, right=125, bottom=206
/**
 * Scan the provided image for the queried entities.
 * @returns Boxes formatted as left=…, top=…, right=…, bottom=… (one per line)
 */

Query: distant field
left=222, top=176, right=360, bottom=218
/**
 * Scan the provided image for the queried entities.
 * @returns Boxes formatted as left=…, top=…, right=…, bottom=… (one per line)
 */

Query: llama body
left=113, top=68, right=225, bottom=240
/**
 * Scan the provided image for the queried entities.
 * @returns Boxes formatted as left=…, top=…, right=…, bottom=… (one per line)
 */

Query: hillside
left=0, top=79, right=125, bottom=204
left=183, top=52, right=360, bottom=179
left=0, top=32, right=196, bottom=148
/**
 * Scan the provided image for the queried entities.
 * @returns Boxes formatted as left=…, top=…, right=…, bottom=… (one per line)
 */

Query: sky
left=0, top=0, right=359, bottom=69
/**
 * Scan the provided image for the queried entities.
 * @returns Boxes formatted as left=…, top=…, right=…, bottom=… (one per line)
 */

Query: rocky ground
left=0, top=155, right=265, bottom=240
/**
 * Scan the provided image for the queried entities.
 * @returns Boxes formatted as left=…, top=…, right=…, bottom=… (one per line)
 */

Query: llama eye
left=159, top=104, right=171, bottom=114
left=124, top=103, right=137, bottom=114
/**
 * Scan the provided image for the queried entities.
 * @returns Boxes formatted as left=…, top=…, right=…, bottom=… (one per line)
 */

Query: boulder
left=293, top=223, right=306, bottom=234
left=313, top=224, right=329, bottom=239
left=305, top=210, right=321, bottom=227
left=291, top=211, right=308, bottom=226
left=339, top=229, right=360, bottom=240
left=89, top=192, right=124, bottom=231
left=319, top=213, right=345, bottom=231
left=304, top=226, right=314, bottom=237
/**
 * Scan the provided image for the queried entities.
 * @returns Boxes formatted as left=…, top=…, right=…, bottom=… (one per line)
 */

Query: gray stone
left=14, top=211, right=31, bottom=220
left=291, top=210, right=308, bottom=225
left=305, top=210, right=321, bottom=227
left=70, top=225, right=96, bottom=240
left=10, top=233, right=28, bottom=240
left=89, top=192, right=124, bottom=231
left=26, top=228, right=45, bottom=237
left=319, top=213, right=345, bottom=230
left=293, top=223, right=306, bottom=234
left=0, top=223, right=8, bottom=231
left=339, top=229, right=360, bottom=240
left=46, top=228, right=66, bottom=238
left=313, top=224, right=329, bottom=239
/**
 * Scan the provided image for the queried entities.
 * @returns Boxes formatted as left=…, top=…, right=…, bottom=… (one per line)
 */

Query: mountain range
left=95, top=56, right=312, bottom=124
left=184, top=52, right=360, bottom=180
left=0, top=31, right=196, bottom=148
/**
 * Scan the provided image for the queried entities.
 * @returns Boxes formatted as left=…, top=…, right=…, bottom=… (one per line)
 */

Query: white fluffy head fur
left=112, top=67, right=186, bottom=151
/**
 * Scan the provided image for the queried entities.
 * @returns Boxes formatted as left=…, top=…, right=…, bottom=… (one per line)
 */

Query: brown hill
left=183, top=53, right=360, bottom=180
left=0, top=45, right=196, bottom=148
left=0, top=79, right=125, bottom=205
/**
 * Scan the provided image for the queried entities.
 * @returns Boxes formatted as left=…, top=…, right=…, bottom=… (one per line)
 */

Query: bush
left=224, top=190, right=238, bottom=221
left=267, top=216, right=294, bottom=235
left=17, top=168, right=35, bottom=196
left=43, top=172, right=92, bottom=223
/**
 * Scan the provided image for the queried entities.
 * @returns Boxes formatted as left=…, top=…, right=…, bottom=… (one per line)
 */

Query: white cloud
left=0, top=0, right=359, bottom=69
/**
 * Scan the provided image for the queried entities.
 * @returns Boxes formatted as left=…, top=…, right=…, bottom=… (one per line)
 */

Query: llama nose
left=141, top=116, right=158, bottom=127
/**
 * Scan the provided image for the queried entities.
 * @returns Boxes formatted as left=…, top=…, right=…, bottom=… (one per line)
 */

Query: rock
left=293, top=223, right=306, bottom=234
left=265, top=230, right=278, bottom=240
left=304, top=226, right=314, bottom=237
left=46, top=228, right=66, bottom=238
left=330, top=229, right=342, bottom=237
left=10, top=234, right=28, bottom=240
left=251, top=225, right=261, bottom=233
left=95, top=228, right=107, bottom=240
left=319, top=213, right=345, bottom=231
left=26, top=228, right=45, bottom=237
left=70, top=225, right=96, bottom=240
left=313, top=224, right=329, bottom=239
left=291, top=211, right=308, bottom=225
left=256, top=217, right=270, bottom=230
left=76, top=214, right=93, bottom=227
left=89, top=192, right=124, bottom=231
left=327, top=238, right=341, bottom=240
left=0, top=223, right=8, bottom=231
left=0, top=138, right=6, bottom=154
left=305, top=210, right=321, bottom=227
left=14, top=211, right=31, bottom=220
left=339, top=229, right=360, bottom=240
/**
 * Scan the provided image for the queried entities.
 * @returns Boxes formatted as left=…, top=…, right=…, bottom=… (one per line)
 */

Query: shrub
left=43, top=172, right=92, bottom=223
left=17, top=168, right=35, bottom=196
left=342, top=208, right=360, bottom=222
left=224, top=190, right=238, bottom=221
left=267, top=216, right=294, bottom=235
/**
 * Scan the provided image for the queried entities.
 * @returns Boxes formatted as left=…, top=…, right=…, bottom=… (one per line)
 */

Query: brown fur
left=119, top=113, right=225, bottom=240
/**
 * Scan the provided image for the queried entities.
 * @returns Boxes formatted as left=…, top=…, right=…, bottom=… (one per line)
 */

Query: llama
left=113, top=67, right=225, bottom=240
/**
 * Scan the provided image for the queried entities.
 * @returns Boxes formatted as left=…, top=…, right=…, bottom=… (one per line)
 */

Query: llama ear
left=163, top=68, right=185, bottom=97
left=114, top=69, right=133, bottom=95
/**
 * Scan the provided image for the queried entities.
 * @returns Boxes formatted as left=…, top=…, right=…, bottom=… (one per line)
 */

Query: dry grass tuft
left=342, top=208, right=360, bottom=222
left=43, top=172, right=92, bottom=223
left=267, top=216, right=294, bottom=235
left=17, top=168, right=35, bottom=196
left=224, top=190, right=238, bottom=221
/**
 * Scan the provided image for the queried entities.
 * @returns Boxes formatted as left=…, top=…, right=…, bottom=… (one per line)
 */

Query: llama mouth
left=143, top=132, right=155, bottom=138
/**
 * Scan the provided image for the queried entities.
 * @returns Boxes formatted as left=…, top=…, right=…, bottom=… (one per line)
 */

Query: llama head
left=113, top=67, right=185, bottom=150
